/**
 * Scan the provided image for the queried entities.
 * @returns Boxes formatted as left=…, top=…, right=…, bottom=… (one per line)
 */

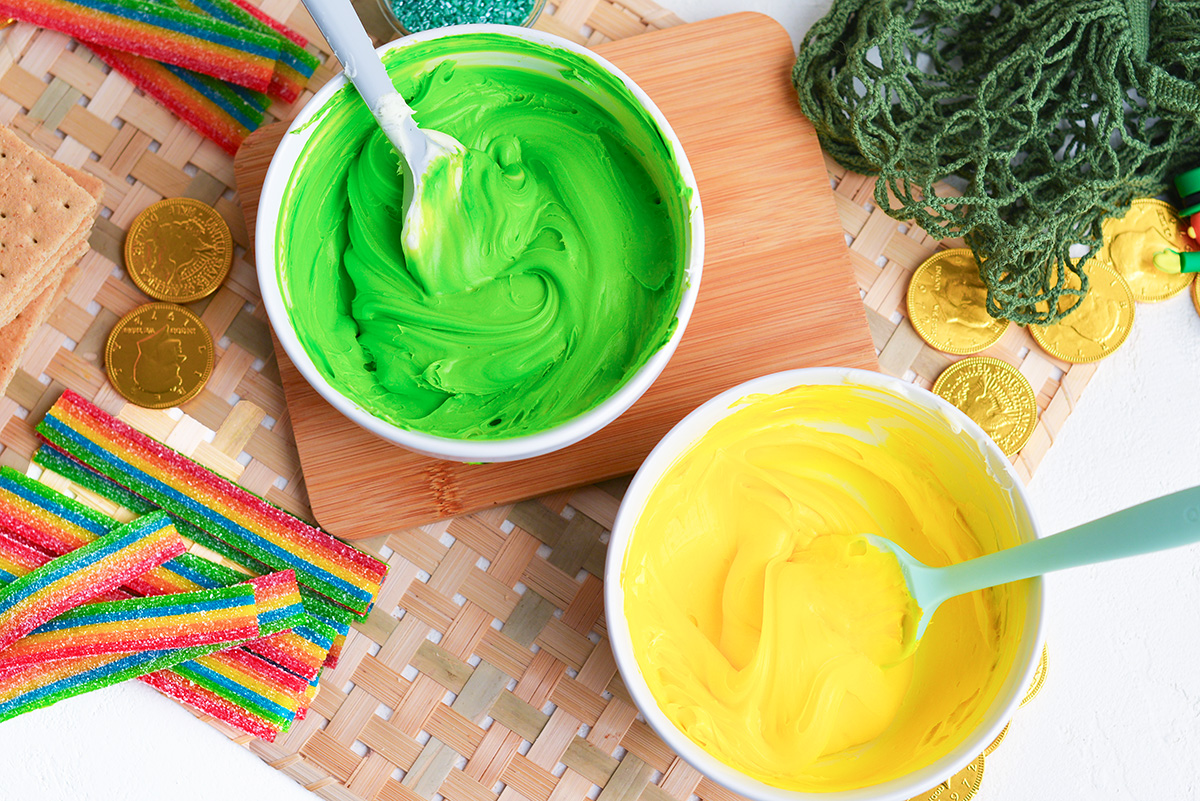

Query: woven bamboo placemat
left=0, top=2, right=1060, bottom=799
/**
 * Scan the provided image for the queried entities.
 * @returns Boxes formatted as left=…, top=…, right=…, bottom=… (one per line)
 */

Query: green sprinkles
left=389, top=0, right=542, bottom=32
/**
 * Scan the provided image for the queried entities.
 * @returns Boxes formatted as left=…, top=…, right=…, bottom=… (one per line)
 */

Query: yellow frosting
left=622, top=383, right=1029, bottom=791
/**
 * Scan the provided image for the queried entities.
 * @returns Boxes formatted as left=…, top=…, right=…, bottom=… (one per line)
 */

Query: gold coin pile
left=910, top=197, right=1198, bottom=456
left=932, top=357, right=1038, bottom=457
left=124, top=197, right=233, bottom=304
left=108, top=198, right=230, bottom=408
left=105, top=302, right=214, bottom=409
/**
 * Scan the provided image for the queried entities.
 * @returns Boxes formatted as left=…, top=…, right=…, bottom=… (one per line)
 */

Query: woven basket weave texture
left=0, top=2, right=1073, bottom=799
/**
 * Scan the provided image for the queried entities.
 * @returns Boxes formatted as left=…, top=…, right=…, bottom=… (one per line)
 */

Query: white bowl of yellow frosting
left=605, top=368, right=1045, bottom=800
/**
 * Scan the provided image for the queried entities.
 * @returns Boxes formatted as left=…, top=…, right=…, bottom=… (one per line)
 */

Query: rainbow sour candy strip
left=170, top=0, right=317, bottom=103
left=38, top=391, right=387, bottom=617
left=140, top=667, right=281, bottom=740
left=0, top=625, right=279, bottom=724
left=0, top=0, right=280, bottom=90
left=0, top=531, right=128, bottom=603
left=20, top=455, right=347, bottom=671
left=90, top=45, right=264, bottom=155
left=178, top=646, right=309, bottom=725
left=0, top=513, right=314, bottom=736
left=0, top=566, right=308, bottom=731
left=0, top=531, right=51, bottom=584
left=0, top=512, right=183, bottom=652
left=0, top=469, right=228, bottom=600
left=0, top=584, right=259, bottom=670
left=0, top=470, right=324, bottom=697
left=0, top=475, right=326, bottom=677
left=227, top=0, right=305, bottom=45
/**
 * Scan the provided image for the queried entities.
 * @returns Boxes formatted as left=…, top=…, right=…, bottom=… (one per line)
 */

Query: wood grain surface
left=234, top=12, right=879, bottom=539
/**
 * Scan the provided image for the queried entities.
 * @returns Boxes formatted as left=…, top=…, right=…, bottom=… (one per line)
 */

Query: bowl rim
left=603, top=367, right=1047, bottom=801
left=255, top=24, right=704, bottom=462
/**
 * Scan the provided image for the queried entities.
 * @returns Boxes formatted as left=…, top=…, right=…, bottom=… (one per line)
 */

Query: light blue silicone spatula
left=866, top=485, right=1200, bottom=649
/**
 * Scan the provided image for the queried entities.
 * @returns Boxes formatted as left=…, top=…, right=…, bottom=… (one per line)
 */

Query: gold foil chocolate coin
left=932, top=357, right=1038, bottom=456
left=1193, top=275, right=1200, bottom=319
left=907, top=248, right=1010, bottom=355
left=1029, top=259, right=1134, bottom=364
left=124, top=197, right=233, bottom=303
left=1020, top=643, right=1049, bottom=708
left=910, top=753, right=985, bottom=801
left=984, top=722, right=1010, bottom=756
left=105, top=302, right=213, bottom=409
left=1101, top=198, right=1196, bottom=302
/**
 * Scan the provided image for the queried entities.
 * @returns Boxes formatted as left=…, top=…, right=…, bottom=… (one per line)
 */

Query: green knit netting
left=794, top=0, right=1200, bottom=324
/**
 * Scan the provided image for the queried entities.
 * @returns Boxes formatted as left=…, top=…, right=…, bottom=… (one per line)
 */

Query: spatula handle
left=934, top=485, right=1200, bottom=600
left=301, top=0, right=399, bottom=107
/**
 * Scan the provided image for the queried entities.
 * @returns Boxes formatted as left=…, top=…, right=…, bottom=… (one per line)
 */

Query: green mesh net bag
left=793, top=0, right=1200, bottom=324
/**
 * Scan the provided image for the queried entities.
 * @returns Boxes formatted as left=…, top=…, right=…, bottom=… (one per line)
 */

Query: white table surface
left=4, top=2, right=1200, bottom=798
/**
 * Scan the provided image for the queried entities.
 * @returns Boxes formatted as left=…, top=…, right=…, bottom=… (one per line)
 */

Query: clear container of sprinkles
left=377, top=0, right=547, bottom=36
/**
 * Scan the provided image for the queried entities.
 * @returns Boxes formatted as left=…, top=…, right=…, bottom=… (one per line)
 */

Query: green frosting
left=277, top=35, right=690, bottom=441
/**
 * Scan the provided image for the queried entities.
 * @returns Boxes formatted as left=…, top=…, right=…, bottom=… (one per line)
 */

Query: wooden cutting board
left=234, top=12, right=878, bottom=539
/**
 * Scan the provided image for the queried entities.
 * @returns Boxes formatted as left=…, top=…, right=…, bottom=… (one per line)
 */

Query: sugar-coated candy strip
left=171, top=0, right=317, bottom=103
left=226, top=0, right=305, bottom=46
left=0, top=0, right=281, bottom=90
left=240, top=569, right=304, bottom=637
left=32, top=447, right=359, bottom=636
left=0, top=584, right=258, bottom=670
left=0, top=512, right=183, bottom=652
left=171, top=648, right=306, bottom=729
left=0, top=481, right=107, bottom=554
left=0, top=465, right=111, bottom=535
left=25, top=454, right=350, bottom=668
left=245, top=622, right=333, bottom=680
left=39, top=392, right=387, bottom=616
left=3, top=468, right=278, bottom=628
left=0, top=471, right=212, bottom=599
left=140, top=668, right=283, bottom=740
left=0, top=502, right=315, bottom=737
left=0, top=634, right=276, bottom=723
left=0, top=531, right=51, bottom=584
left=0, top=532, right=127, bottom=603
left=89, top=45, right=262, bottom=155
left=0, top=571, right=306, bottom=728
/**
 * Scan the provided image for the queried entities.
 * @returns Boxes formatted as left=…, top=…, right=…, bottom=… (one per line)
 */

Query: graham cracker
left=0, top=151, right=104, bottom=327
left=0, top=220, right=88, bottom=326
left=0, top=125, right=99, bottom=323
left=0, top=242, right=87, bottom=395
left=0, top=153, right=102, bottom=394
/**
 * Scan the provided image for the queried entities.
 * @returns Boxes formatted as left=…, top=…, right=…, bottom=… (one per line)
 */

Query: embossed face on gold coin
left=907, top=248, right=1010, bottom=355
left=1029, top=259, right=1135, bottom=364
left=932, top=357, right=1038, bottom=456
left=124, top=198, right=233, bottom=303
left=105, top=302, right=214, bottom=409
left=1101, top=198, right=1196, bottom=302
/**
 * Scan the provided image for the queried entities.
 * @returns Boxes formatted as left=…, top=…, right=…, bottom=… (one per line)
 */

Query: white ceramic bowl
left=256, top=25, right=703, bottom=463
left=604, top=368, right=1046, bottom=801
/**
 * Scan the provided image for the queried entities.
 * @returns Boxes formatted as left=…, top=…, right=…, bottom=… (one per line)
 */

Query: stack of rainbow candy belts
left=0, top=0, right=319, bottom=153
left=0, top=389, right=387, bottom=741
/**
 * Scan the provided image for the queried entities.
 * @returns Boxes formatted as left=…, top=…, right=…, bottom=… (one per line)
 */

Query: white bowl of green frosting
left=257, top=25, right=702, bottom=462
